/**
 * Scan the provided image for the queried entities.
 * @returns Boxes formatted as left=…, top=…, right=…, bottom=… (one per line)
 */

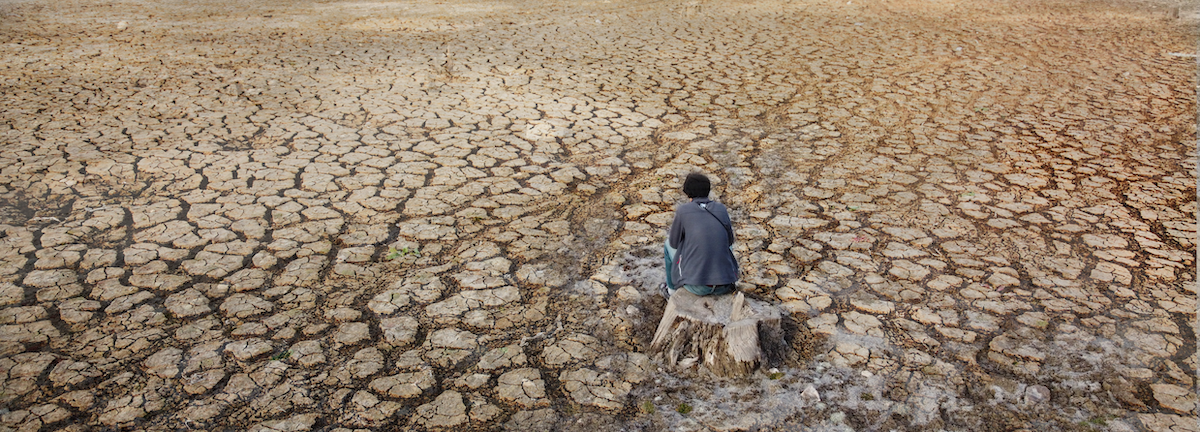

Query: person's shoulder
left=711, top=201, right=733, bottom=218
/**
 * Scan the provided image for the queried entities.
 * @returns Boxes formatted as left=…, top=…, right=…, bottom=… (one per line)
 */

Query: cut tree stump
left=650, top=289, right=788, bottom=377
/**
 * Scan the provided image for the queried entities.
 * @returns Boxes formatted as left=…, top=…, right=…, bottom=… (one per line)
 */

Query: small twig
left=85, top=206, right=109, bottom=212
left=29, top=217, right=61, bottom=223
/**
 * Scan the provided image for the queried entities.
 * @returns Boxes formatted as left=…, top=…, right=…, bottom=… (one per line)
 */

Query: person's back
left=663, top=173, right=738, bottom=297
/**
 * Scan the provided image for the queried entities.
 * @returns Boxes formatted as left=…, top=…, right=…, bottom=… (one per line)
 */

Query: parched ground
left=0, top=0, right=1196, bottom=430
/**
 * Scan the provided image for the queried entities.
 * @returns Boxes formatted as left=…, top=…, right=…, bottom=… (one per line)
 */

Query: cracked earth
left=0, top=0, right=1197, bottom=430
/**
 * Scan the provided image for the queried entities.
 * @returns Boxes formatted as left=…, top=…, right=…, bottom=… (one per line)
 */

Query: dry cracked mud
left=0, top=0, right=1196, bottom=430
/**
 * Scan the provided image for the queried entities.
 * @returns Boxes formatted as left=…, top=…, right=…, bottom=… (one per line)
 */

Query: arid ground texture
left=0, top=0, right=1196, bottom=430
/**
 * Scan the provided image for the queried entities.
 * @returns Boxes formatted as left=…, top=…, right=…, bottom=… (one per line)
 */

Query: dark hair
left=682, top=173, right=711, bottom=198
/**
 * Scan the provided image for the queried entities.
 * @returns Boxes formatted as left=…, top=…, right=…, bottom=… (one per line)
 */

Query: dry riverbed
left=0, top=0, right=1196, bottom=430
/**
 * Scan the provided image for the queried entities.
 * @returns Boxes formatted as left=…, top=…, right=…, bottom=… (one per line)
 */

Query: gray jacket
left=668, top=198, right=738, bottom=287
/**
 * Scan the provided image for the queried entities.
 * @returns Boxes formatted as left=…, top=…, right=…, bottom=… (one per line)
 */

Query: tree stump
left=649, top=289, right=787, bottom=377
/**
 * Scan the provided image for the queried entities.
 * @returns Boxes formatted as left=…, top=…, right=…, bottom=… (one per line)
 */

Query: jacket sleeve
left=668, top=209, right=684, bottom=249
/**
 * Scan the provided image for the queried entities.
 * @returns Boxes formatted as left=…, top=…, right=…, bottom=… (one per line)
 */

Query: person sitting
left=662, top=172, right=738, bottom=298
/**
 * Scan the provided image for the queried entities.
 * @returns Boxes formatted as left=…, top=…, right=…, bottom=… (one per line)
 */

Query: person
left=662, top=172, right=738, bottom=298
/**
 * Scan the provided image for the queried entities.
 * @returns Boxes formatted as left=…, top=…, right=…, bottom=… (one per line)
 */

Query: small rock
left=1022, top=384, right=1050, bottom=405
left=802, top=385, right=820, bottom=403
